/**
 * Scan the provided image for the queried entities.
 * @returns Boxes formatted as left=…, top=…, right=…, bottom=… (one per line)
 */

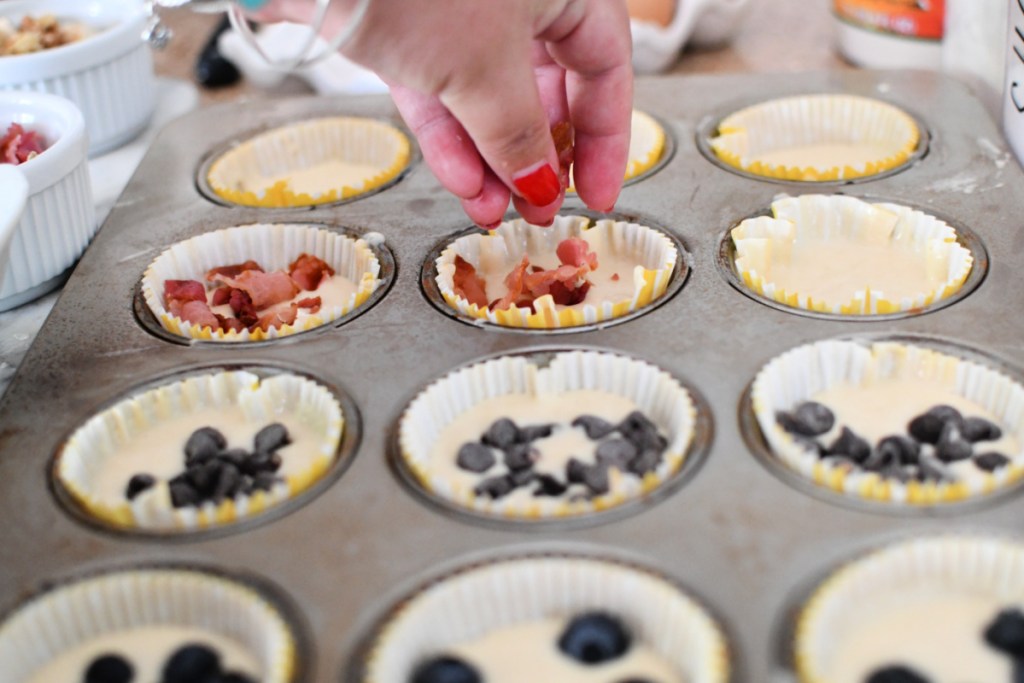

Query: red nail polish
left=513, top=163, right=561, bottom=207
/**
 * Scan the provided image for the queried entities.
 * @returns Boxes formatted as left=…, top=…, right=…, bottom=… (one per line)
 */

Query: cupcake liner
left=205, top=117, right=410, bottom=208
left=710, top=94, right=920, bottom=181
left=731, top=195, right=973, bottom=315
left=55, top=369, right=344, bottom=532
left=0, top=568, right=297, bottom=682
left=364, top=555, right=729, bottom=683
left=435, top=215, right=678, bottom=329
left=569, top=110, right=667, bottom=190
left=751, top=339, right=1024, bottom=505
left=398, top=350, right=697, bottom=519
left=141, top=223, right=383, bottom=342
left=796, top=536, right=1024, bottom=683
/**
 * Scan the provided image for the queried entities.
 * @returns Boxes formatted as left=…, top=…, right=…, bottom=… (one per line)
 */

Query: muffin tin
left=0, top=70, right=1023, bottom=681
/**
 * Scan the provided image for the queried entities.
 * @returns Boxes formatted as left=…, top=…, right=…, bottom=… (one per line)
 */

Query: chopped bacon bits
left=611, top=273, right=620, bottom=281
left=0, top=123, right=45, bottom=165
left=289, top=253, right=335, bottom=291
left=296, top=296, right=322, bottom=313
left=453, top=256, right=489, bottom=308
left=552, top=121, right=574, bottom=189
left=205, top=260, right=263, bottom=281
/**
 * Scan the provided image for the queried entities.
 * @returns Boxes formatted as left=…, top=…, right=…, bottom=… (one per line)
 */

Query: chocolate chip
left=627, top=449, right=662, bottom=476
left=237, top=475, right=255, bottom=496
left=85, top=653, right=133, bottom=683
left=936, top=422, right=973, bottom=462
left=558, top=612, right=631, bottom=664
left=975, top=451, right=1011, bottom=472
left=790, top=401, right=835, bottom=436
left=455, top=442, right=496, bottom=473
left=619, top=411, right=665, bottom=451
left=184, top=427, right=226, bottom=463
left=168, top=477, right=200, bottom=508
left=582, top=464, right=609, bottom=495
left=474, top=474, right=516, bottom=499
left=504, top=443, right=537, bottom=471
left=482, top=418, right=520, bottom=449
left=519, top=423, right=554, bottom=442
left=927, top=405, right=964, bottom=430
left=534, top=474, right=568, bottom=496
left=163, top=644, right=222, bottom=683
left=596, top=439, right=637, bottom=468
left=125, top=474, right=156, bottom=501
left=572, top=415, right=617, bottom=440
left=985, top=608, right=1024, bottom=657
left=825, top=427, right=871, bottom=463
left=509, top=468, right=535, bottom=487
left=962, top=416, right=1002, bottom=443
left=212, top=463, right=241, bottom=502
left=252, top=471, right=279, bottom=492
left=907, top=413, right=944, bottom=444
left=217, top=448, right=249, bottom=469
left=865, top=666, right=930, bottom=683
left=411, top=656, right=482, bottom=683
left=876, top=436, right=920, bottom=467
left=253, top=422, right=290, bottom=453
left=185, top=461, right=220, bottom=496
left=243, top=451, right=281, bottom=475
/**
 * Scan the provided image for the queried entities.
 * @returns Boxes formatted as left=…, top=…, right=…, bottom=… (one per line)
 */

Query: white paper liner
left=56, top=369, right=344, bottom=531
left=0, top=568, right=297, bottom=682
left=205, top=116, right=410, bottom=207
left=796, top=536, right=1024, bottom=683
left=732, top=195, right=974, bottom=315
left=435, top=215, right=678, bottom=329
left=141, top=223, right=383, bottom=342
left=399, top=350, right=697, bottom=518
left=751, top=339, right=1024, bottom=505
left=365, top=556, right=729, bottom=683
left=710, top=94, right=920, bottom=181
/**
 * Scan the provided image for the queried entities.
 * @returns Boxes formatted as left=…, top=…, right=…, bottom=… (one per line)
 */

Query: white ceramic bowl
left=0, top=0, right=155, bottom=155
left=0, top=91, right=95, bottom=311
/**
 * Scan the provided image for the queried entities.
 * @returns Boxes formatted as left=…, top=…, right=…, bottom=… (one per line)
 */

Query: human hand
left=242, top=0, right=633, bottom=228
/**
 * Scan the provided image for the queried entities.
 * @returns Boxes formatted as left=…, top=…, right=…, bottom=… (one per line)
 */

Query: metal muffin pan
left=1, top=71, right=1023, bottom=682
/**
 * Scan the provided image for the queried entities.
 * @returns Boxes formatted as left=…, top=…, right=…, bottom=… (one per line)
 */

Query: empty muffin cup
left=204, top=116, right=411, bottom=208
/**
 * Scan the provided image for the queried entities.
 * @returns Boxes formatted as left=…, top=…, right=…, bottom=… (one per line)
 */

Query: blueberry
left=865, top=436, right=919, bottom=471
left=253, top=422, right=290, bottom=453
left=162, top=644, right=221, bottom=683
left=217, top=448, right=249, bottom=469
left=125, top=474, right=156, bottom=501
left=596, top=439, right=637, bottom=468
left=581, top=463, right=609, bottom=495
left=962, top=416, right=1002, bottom=443
left=974, top=451, right=1011, bottom=472
left=793, top=402, right=835, bottom=436
left=455, top=443, right=496, bottom=473
left=519, top=423, right=554, bottom=442
left=242, top=451, right=281, bottom=475
left=825, top=427, right=871, bottom=463
left=936, top=422, right=973, bottom=462
left=984, top=607, right=1024, bottom=657
left=907, top=413, right=944, bottom=444
left=572, top=415, right=617, bottom=440
left=627, top=448, right=662, bottom=476
left=410, top=656, right=481, bottom=683
left=85, top=654, right=134, bottom=683
left=558, top=612, right=631, bottom=664
left=566, top=458, right=588, bottom=484
left=482, top=418, right=520, bottom=449
left=168, top=477, right=200, bottom=508
left=533, top=474, right=568, bottom=496
left=618, top=411, right=665, bottom=451
left=184, top=427, right=226, bottom=463
left=185, top=461, right=221, bottom=496
left=504, top=443, right=537, bottom=471
left=865, top=665, right=930, bottom=683
left=928, top=404, right=964, bottom=427
left=474, top=474, right=515, bottom=499
left=212, top=463, right=242, bottom=502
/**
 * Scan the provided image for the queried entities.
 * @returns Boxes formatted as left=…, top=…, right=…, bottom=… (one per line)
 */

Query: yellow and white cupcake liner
left=569, top=110, right=667, bottom=190
left=399, top=350, right=697, bottom=519
left=205, top=116, right=411, bottom=208
left=364, top=555, right=729, bottom=683
left=55, top=369, right=344, bottom=532
left=796, top=536, right=1024, bottom=683
left=142, top=223, right=383, bottom=343
left=751, top=339, right=1024, bottom=505
left=435, top=215, right=678, bottom=329
left=710, top=94, right=920, bottom=181
left=0, top=568, right=298, bottom=682
left=732, top=195, right=973, bottom=315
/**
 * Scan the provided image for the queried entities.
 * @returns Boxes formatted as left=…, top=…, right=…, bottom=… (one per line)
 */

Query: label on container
left=834, top=0, right=945, bottom=40
left=1004, top=0, right=1024, bottom=166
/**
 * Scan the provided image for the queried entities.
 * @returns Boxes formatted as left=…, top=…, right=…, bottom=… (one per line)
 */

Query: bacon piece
left=178, top=300, right=220, bottom=331
left=212, top=270, right=299, bottom=310
left=556, top=237, right=598, bottom=270
left=490, top=237, right=598, bottom=311
left=164, top=279, right=205, bottom=305
left=452, top=256, right=489, bottom=308
left=254, top=304, right=298, bottom=332
left=215, top=314, right=246, bottom=333
left=550, top=279, right=591, bottom=306
left=0, top=123, right=45, bottom=165
left=228, top=288, right=258, bottom=327
left=296, top=296, right=321, bottom=313
left=551, top=121, right=574, bottom=190
left=205, top=260, right=263, bottom=282
left=210, top=287, right=231, bottom=306
left=494, top=256, right=531, bottom=311
left=289, top=253, right=335, bottom=291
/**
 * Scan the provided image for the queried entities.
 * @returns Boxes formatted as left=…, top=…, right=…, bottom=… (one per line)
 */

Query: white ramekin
left=0, top=0, right=156, bottom=155
left=0, top=91, right=95, bottom=311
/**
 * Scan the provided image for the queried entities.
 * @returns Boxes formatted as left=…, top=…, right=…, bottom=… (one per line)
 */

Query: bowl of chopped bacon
left=0, top=0, right=155, bottom=155
left=0, top=90, right=94, bottom=311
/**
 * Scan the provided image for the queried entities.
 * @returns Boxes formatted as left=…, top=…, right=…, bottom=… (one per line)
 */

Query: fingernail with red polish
left=536, top=217, right=554, bottom=228
left=512, top=163, right=560, bottom=207
left=481, top=220, right=502, bottom=231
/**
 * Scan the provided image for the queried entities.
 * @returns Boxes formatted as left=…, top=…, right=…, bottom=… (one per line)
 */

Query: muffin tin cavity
left=196, top=116, right=414, bottom=209
left=716, top=196, right=988, bottom=321
left=350, top=553, right=730, bottom=683
left=421, top=213, right=690, bottom=334
left=696, top=95, right=930, bottom=186
left=0, top=565, right=305, bottom=683
left=51, top=363, right=360, bottom=538
left=741, top=335, right=1024, bottom=513
left=134, top=223, right=395, bottom=346
left=392, top=348, right=712, bottom=529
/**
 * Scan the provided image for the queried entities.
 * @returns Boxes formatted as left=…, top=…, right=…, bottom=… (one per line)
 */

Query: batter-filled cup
left=434, top=215, right=678, bottom=329
left=205, top=116, right=411, bottom=208
left=709, top=94, right=921, bottom=181
left=141, top=223, right=384, bottom=343
left=55, top=368, right=345, bottom=532
left=0, top=567, right=298, bottom=683
left=363, top=555, right=730, bottom=683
